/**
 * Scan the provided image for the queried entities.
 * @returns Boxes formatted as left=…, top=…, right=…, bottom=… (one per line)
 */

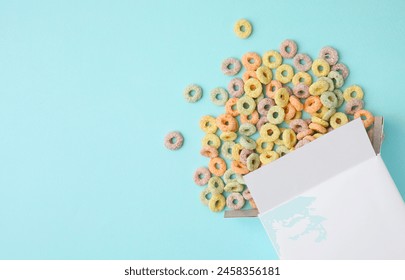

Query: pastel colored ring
left=210, top=87, right=229, bottom=106
left=256, top=66, right=272, bottom=84
left=208, top=193, right=226, bottom=212
left=318, top=76, right=335, bottom=91
left=293, top=83, right=310, bottom=98
left=234, top=19, right=252, bottom=39
left=223, top=168, right=244, bottom=184
left=257, top=98, right=275, bottom=116
left=334, top=89, right=344, bottom=107
left=242, top=188, right=252, bottom=200
left=200, top=115, right=218, bottom=134
left=242, top=52, right=262, bottom=71
left=274, top=88, right=290, bottom=108
left=289, top=119, right=308, bottom=133
left=242, top=70, right=257, bottom=82
left=267, top=105, right=285, bottom=125
left=259, top=150, right=279, bottom=165
left=259, top=123, right=280, bottom=142
left=208, top=157, right=227, bottom=177
left=240, top=110, right=259, bottom=125
left=265, top=80, right=282, bottom=98
left=292, top=71, right=312, bottom=86
left=240, top=135, right=257, bottom=150
left=231, top=160, right=249, bottom=175
left=284, top=103, right=296, bottom=121
left=289, top=95, right=304, bottom=111
left=231, top=143, right=243, bottom=161
left=282, top=129, right=297, bottom=149
left=183, top=84, right=203, bottom=103
left=208, top=176, right=224, bottom=194
left=311, top=58, right=330, bottom=77
left=276, top=145, right=291, bottom=157
left=244, top=78, right=263, bottom=98
left=200, top=146, right=219, bottom=158
left=200, top=188, right=212, bottom=206
left=309, top=122, right=327, bottom=134
left=237, top=95, right=256, bottom=115
left=224, top=181, right=244, bottom=192
left=328, top=70, right=344, bottom=88
left=220, top=131, right=237, bottom=142
left=255, top=137, right=274, bottom=154
left=295, top=139, right=311, bottom=149
left=221, top=141, right=235, bottom=160
left=309, top=80, right=329, bottom=96
left=345, top=99, right=364, bottom=115
left=216, top=114, right=238, bottom=132
left=221, top=57, right=242, bottom=76
left=304, top=96, right=322, bottom=114
left=279, top=39, right=298, bottom=59
left=262, top=50, right=283, bottom=69
left=246, top=153, right=260, bottom=171
left=193, top=167, right=211, bottom=186
left=226, top=193, right=245, bottom=210
left=201, top=133, right=221, bottom=149
left=228, top=78, right=244, bottom=98
left=293, top=53, right=312, bottom=72
left=164, top=131, right=184, bottom=150
left=343, top=85, right=364, bottom=101
left=322, top=108, right=336, bottom=121
left=354, top=110, right=374, bottom=128
left=320, top=91, right=338, bottom=108
left=256, top=116, right=269, bottom=131
left=331, top=63, right=350, bottom=79
left=329, top=112, right=349, bottom=129
left=239, top=123, right=257, bottom=136
left=225, top=97, right=240, bottom=117
left=239, top=149, right=254, bottom=165
left=319, top=46, right=339, bottom=66
left=311, top=116, right=329, bottom=127
left=296, top=129, right=314, bottom=140
left=275, top=64, right=294, bottom=84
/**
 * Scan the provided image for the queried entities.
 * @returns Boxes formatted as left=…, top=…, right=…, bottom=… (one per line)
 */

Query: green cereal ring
left=318, top=77, right=335, bottom=91
left=260, top=123, right=280, bottom=142
left=239, top=123, right=257, bottom=136
left=274, top=88, right=290, bottom=108
left=201, top=133, right=221, bottom=149
left=334, top=89, right=344, bottom=107
left=256, top=66, right=273, bottom=84
left=223, top=168, right=244, bottom=184
left=210, top=87, right=229, bottom=106
left=311, top=58, right=330, bottom=77
left=200, top=187, right=212, bottom=206
left=309, top=80, right=329, bottom=96
left=208, top=193, right=226, bottom=212
left=322, top=108, right=336, bottom=121
left=240, top=136, right=257, bottom=150
left=224, top=182, right=244, bottom=193
left=221, top=141, right=235, bottom=160
left=328, top=71, right=344, bottom=88
left=208, top=176, right=225, bottom=194
left=330, top=112, right=349, bottom=129
left=246, top=153, right=260, bottom=171
left=267, top=105, right=285, bottom=125
left=237, top=96, right=256, bottom=115
left=343, top=85, right=364, bottom=102
left=320, top=91, right=338, bottom=108
left=183, top=84, right=203, bottom=103
left=276, top=145, right=291, bottom=157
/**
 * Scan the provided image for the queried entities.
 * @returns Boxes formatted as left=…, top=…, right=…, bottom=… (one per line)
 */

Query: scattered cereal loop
left=221, top=57, right=242, bottom=76
left=164, top=131, right=184, bottom=150
left=183, top=84, right=202, bottom=103
left=234, top=19, right=252, bottom=39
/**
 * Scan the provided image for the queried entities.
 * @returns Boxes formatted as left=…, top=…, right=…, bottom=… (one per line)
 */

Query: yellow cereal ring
left=275, top=64, right=294, bottom=84
left=292, top=71, right=312, bottom=86
left=309, top=80, right=329, bottom=96
left=256, top=66, right=273, bottom=84
left=311, top=58, right=331, bottom=77
left=343, top=85, right=364, bottom=101
left=259, top=150, right=280, bottom=165
left=274, top=127, right=285, bottom=146
left=282, top=128, right=297, bottom=149
left=311, top=105, right=329, bottom=118
left=274, top=88, right=290, bottom=108
left=201, top=133, right=221, bottom=149
left=330, top=112, right=349, bottom=129
left=231, top=143, right=243, bottom=161
left=208, top=193, right=226, bottom=212
left=313, top=133, right=324, bottom=139
left=220, top=131, right=237, bottom=142
left=262, top=50, right=283, bottom=69
left=200, top=115, right=218, bottom=133
left=309, top=122, right=327, bottom=134
left=311, top=116, right=329, bottom=127
left=244, top=78, right=263, bottom=98
left=260, top=123, right=280, bottom=142
left=237, top=95, right=256, bottom=115
left=256, top=137, right=275, bottom=154
left=234, top=19, right=252, bottom=39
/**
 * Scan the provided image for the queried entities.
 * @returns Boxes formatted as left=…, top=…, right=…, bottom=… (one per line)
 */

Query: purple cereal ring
left=164, top=131, right=184, bottom=150
left=280, top=39, right=298, bottom=59
left=256, top=116, right=269, bottom=131
left=221, top=57, right=242, bottom=76
left=295, top=139, right=311, bottom=149
left=331, top=63, right=350, bottom=79
left=257, top=98, right=275, bottom=116
left=226, top=192, right=245, bottom=210
left=228, top=77, right=244, bottom=98
left=193, top=167, right=211, bottom=186
left=239, top=149, right=254, bottom=165
left=289, top=119, right=308, bottom=133
left=293, top=83, right=310, bottom=98
left=242, top=188, right=252, bottom=200
left=319, top=46, right=339, bottom=66
left=293, top=53, right=312, bottom=72
left=345, top=99, right=364, bottom=115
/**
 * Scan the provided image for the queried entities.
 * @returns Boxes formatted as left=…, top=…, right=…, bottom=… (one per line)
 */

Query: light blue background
left=0, top=0, right=404, bottom=259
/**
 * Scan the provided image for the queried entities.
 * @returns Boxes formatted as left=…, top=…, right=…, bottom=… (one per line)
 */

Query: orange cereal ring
left=304, top=135, right=316, bottom=142
left=242, top=70, right=257, bottom=82
left=240, top=110, right=259, bottom=125
left=309, top=122, right=327, bottom=134
left=209, top=157, right=227, bottom=176
left=225, top=98, right=240, bottom=117
left=200, top=146, right=219, bottom=158
left=354, top=109, right=374, bottom=128
left=265, top=80, right=282, bottom=99
left=284, top=103, right=296, bottom=121
left=216, top=114, right=238, bottom=132
left=242, top=52, right=262, bottom=71
left=231, top=160, right=250, bottom=175
left=297, top=129, right=314, bottom=140
left=304, top=96, right=322, bottom=114
left=289, top=95, right=304, bottom=111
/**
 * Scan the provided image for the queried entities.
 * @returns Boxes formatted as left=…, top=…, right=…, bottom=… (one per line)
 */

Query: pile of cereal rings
left=192, top=38, right=374, bottom=213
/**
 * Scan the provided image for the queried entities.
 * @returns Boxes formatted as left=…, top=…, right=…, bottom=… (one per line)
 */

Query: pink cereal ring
left=239, top=149, right=254, bottom=165
left=228, top=78, right=244, bottom=97
left=242, top=188, right=252, bottom=200
left=293, top=53, right=312, bottom=72
left=200, top=146, right=219, bottom=158
left=345, top=99, right=364, bottom=115
left=257, top=98, right=275, bottom=116
left=280, top=39, right=298, bottom=59
left=289, top=119, right=308, bottom=133
left=319, top=46, right=339, bottom=66
left=193, top=167, right=211, bottom=186
left=226, top=192, right=245, bottom=210
left=164, top=131, right=184, bottom=150
left=221, top=57, right=242, bottom=76
left=331, top=63, right=350, bottom=79
left=295, top=139, right=311, bottom=149
left=297, top=129, right=314, bottom=140
left=293, top=83, right=310, bottom=98
left=265, top=80, right=282, bottom=99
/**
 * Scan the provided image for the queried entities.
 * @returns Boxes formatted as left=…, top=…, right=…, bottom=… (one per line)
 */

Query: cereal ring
left=275, top=64, right=294, bottom=84
left=262, top=50, right=283, bottom=69
left=295, top=139, right=311, bottom=149
left=242, top=70, right=257, bottom=82
left=201, top=133, right=221, bottom=149
left=293, top=83, right=310, bottom=98
left=256, top=66, right=273, bottom=84
left=255, top=93, right=265, bottom=105
left=221, top=141, right=235, bottom=160
left=309, top=122, right=327, bottom=134
left=223, top=168, right=244, bottom=184
left=200, top=146, right=219, bottom=158
left=200, top=187, right=212, bottom=206
left=239, top=123, right=257, bottom=136
left=322, top=108, right=336, bottom=121
left=231, top=160, right=249, bottom=175
left=319, top=46, right=339, bottom=66
left=221, top=57, right=242, bottom=76
left=247, top=153, right=260, bottom=171
left=280, top=39, right=298, bottom=58
left=297, top=129, right=314, bottom=140
left=256, top=116, right=269, bottom=131
left=242, top=188, right=252, bottom=200
left=256, top=137, right=274, bottom=154
left=345, top=99, right=364, bottom=115
left=313, top=133, right=324, bottom=139
left=292, top=71, right=312, bottom=86
left=309, top=80, right=329, bottom=96
left=304, top=96, right=322, bottom=114
left=208, top=193, right=226, bottom=212
left=231, top=143, right=243, bottom=161
left=242, top=52, right=262, bottom=71
left=244, top=78, right=263, bottom=98
left=354, top=110, right=374, bottom=128
left=328, top=70, right=344, bottom=88
left=259, top=150, right=279, bottom=165
left=276, top=145, right=291, bottom=157
left=226, top=193, right=245, bottom=210
left=282, top=129, right=297, bottom=149
left=237, top=95, right=256, bottom=115
left=164, top=131, right=184, bottom=150
left=228, top=78, right=244, bottom=97
left=240, top=110, right=259, bottom=125
left=331, top=63, right=349, bottom=79
left=284, top=103, right=296, bottom=121
left=183, top=84, right=203, bottom=103
left=216, top=114, right=238, bottom=132
left=311, top=116, right=329, bottom=127
left=274, top=127, right=285, bottom=146
left=220, top=131, right=237, bottom=142
left=334, top=89, right=344, bottom=107
left=240, top=149, right=254, bottom=165
left=343, top=85, right=364, bottom=101
left=265, top=80, right=282, bottom=98
left=225, top=98, right=240, bottom=117
left=311, top=58, right=330, bottom=77
left=260, top=123, right=280, bottom=142
left=289, top=119, right=308, bottom=133
left=311, top=106, right=329, bottom=118
left=289, top=95, right=304, bottom=111
left=234, top=19, right=252, bottom=39
left=318, top=76, right=335, bottom=91
left=194, top=167, right=211, bottom=186
left=274, top=88, right=290, bottom=108
left=304, top=135, right=316, bottom=142
left=208, top=157, right=227, bottom=176
left=240, top=136, right=257, bottom=150
left=257, top=98, right=275, bottom=116
left=293, top=53, right=312, bottom=72
left=320, top=91, right=338, bottom=108
left=210, top=87, right=229, bottom=106
left=267, top=105, right=285, bottom=124
left=330, top=112, right=349, bottom=129
left=208, top=176, right=224, bottom=194
left=224, top=181, right=244, bottom=192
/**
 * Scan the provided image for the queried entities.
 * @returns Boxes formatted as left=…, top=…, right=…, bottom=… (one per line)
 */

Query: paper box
left=244, top=118, right=405, bottom=259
